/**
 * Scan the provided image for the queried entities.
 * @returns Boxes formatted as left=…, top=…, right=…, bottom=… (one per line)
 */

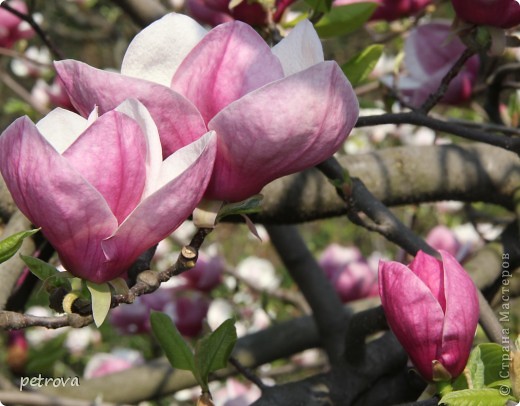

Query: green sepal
left=217, top=194, right=263, bottom=222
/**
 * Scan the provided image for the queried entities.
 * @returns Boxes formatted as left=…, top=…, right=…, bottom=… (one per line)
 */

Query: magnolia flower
left=334, top=0, right=431, bottom=21
left=0, top=99, right=216, bottom=283
left=384, top=21, right=480, bottom=108
left=379, top=250, right=479, bottom=381
left=319, top=244, right=378, bottom=302
left=0, top=0, right=34, bottom=48
left=84, top=348, right=144, bottom=379
left=186, top=0, right=268, bottom=26
left=55, top=13, right=358, bottom=203
left=180, top=251, right=224, bottom=292
left=451, top=0, right=520, bottom=29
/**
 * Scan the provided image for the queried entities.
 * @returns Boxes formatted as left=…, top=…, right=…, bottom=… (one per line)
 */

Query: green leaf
left=304, top=0, right=333, bottom=13
left=466, top=346, right=485, bottom=389
left=486, top=379, right=512, bottom=389
left=217, top=194, right=264, bottom=221
left=194, top=319, right=237, bottom=389
left=315, top=3, right=377, bottom=38
left=479, top=343, right=509, bottom=386
left=0, top=229, right=40, bottom=264
left=150, top=311, right=196, bottom=374
left=341, top=44, right=383, bottom=86
left=86, top=281, right=112, bottom=327
left=440, top=388, right=512, bottom=406
left=20, top=255, right=72, bottom=291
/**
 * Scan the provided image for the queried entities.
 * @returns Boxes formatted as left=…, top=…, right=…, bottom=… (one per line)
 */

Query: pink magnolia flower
left=379, top=250, right=479, bottom=381
left=334, top=0, right=431, bottom=21
left=319, top=244, right=378, bottom=302
left=451, top=0, right=520, bottom=29
left=0, top=99, right=216, bottom=283
left=0, top=0, right=34, bottom=48
left=84, top=349, right=144, bottom=379
left=186, top=0, right=268, bottom=27
left=110, top=288, right=210, bottom=337
left=180, top=251, right=224, bottom=292
left=385, top=21, right=480, bottom=107
left=55, top=13, right=358, bottom=203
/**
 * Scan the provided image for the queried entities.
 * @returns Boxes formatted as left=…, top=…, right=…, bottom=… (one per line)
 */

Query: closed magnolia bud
left=379, top=250, right=479, bottom=381
left=451, top=0, right=520, bottom=29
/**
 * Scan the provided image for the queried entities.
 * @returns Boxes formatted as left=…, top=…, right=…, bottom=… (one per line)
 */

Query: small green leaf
left=20, top=255, right=72, bottom=291
left=315, top=3, right=377, bottom=38
left=86, top=281, right=112, bottom=327
left=486, top=379, right=512, bottom=389
left=150, top=311, right=196, bottom=374
left=108, top=277, right=129, bottom=296
left=341, top=44, right=383, bottom=86
left=466, top=346, right=485, bottom=389
left=440, top=388, right=513, bottom=406
left=195, top=318, right=237, bottom=388
left=217, top=194, right=264, bottom=221
left=479, top=343, right=509, bottom=386
left=0, top=228, right=40, bottom=264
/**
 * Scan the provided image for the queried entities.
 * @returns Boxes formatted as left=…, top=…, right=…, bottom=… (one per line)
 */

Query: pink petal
left=171, top=21, right=284, bottom=124
left=0, top=117, right=117, bottom=282
left=101, top=131, right=217, bottom=271
left=63, top=110, right=147, bottom=224
left=438, top=250, right=479, bottom=378
left=379, top=260, right=444, bottom=381
left=409, top=250, right=446, bottom=312
left=271, top=19, right=324, bottom=76
left=55, top=60, right=206, bottom=156
left=206, top=61, right=358, bottom=202
left=121, top=13, right=207, bottom=87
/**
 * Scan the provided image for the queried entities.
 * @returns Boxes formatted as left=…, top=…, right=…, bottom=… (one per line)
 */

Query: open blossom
left=384, top=21, right=479, bottom=107
left=0, top=99, right=216, bottom=283
left=334, top=0, right=431, bottom=21
left=0, top=0, right=34, bottom=48
left=55, top=13, right=358, bottom=203
left=451, top=0, right=520, bottom=29
left=379, top=250, right=479, bottom=381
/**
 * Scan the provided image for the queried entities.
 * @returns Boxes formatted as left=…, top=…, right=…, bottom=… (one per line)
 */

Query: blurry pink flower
left=0, top=0, right=34, bottom=48
left=0, top=99, right=216, bottom=283
left=32, top=77, right=75, bottom=112
left=164, top=292, right=210, bottom=337
left=334, top=0, right=431, bottom=21
left=385, top=21, right=479, bottom=107
left=212, top=379, right=261, bottom=406
left=111, top=288, right=209, bottom=337
left=379, top=250, right=479, bottom=381
left=451, top=0, right=520, bottom=29
left=186, top=0, right=267, bottom=26
left=55, top=13, right=358, bottom=203
left=319, top=244, right=378, bottom=302
left=84, top=349, right=143, bottom=379
left=181, top=251, right=224, bottom=292
left=425, top=225, right=461, bottom=258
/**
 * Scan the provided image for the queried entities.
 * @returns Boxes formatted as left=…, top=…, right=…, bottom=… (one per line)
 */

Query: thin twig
left=0, top=2, right=64, bottom=60
left=419, top=48, right=476, bottom=114
left=229, top=356, right=268, bottom=390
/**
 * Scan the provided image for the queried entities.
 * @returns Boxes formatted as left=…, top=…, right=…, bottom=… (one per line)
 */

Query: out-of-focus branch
left=255, top=142, right=520, bottom=224
left=266, top=225, right=348, bottom=363
left=110, top=0, right=168, bottom=27
left=0, top=391, right=125, bottom=406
